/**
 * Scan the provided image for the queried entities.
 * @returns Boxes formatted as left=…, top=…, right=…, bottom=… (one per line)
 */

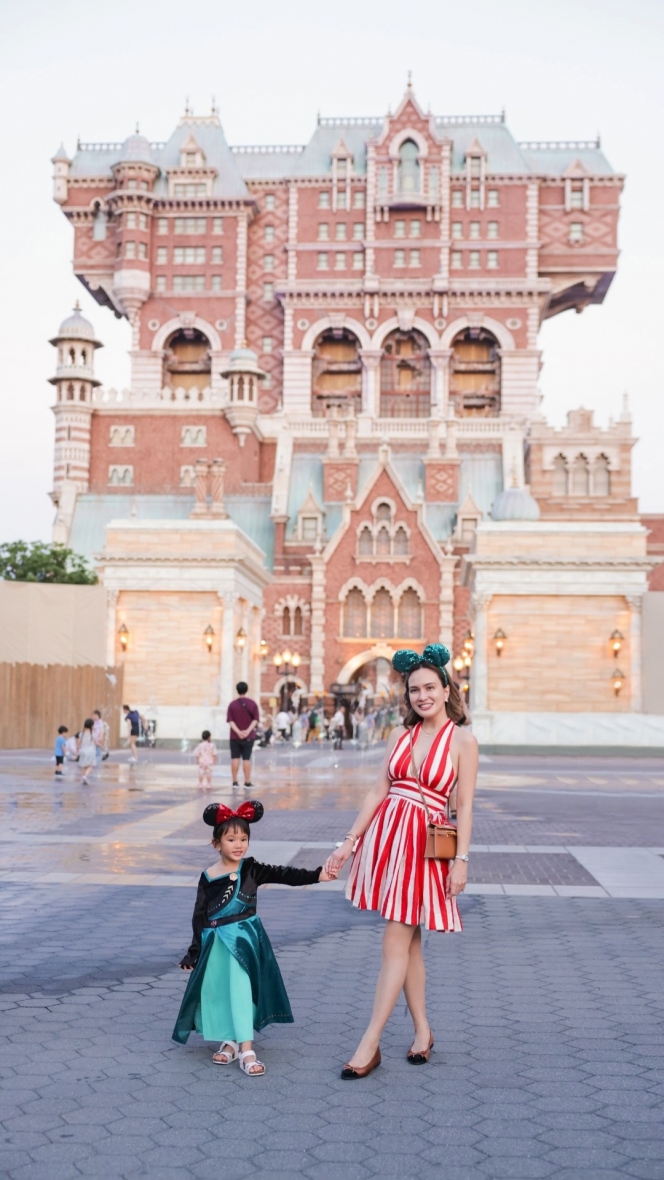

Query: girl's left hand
left=446, top=859, right=467, bottom=898
left=319, top=866, right=338, bottom=882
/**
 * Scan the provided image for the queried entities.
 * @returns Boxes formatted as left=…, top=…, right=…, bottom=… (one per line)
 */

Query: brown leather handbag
left=410, top=730, right=457, bottom=860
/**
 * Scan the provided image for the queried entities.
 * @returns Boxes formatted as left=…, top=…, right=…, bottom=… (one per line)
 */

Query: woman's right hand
left=323, top=838, right=354, bottom=878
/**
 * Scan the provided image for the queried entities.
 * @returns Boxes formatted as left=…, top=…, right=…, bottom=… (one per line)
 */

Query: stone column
left=209, top=458, right=228, bottom=517
left=234, top=212, right=248, bottom=348
left=326, top=407, right=340, bottom=458
left=439, top=548, right=458, bottom=644
left=190, top=458, right=210, bottom=516
left=627, top=594, right=643, bottom=712
left=106, top=590, right=119, bottom=668
left=469, top=591, right=490, bottom=713
left=428, top=349, right=452, bottom=418
left=219, top=591, right=237, bottom=727
left=360, top=349, right=382, bottom=417
left=309, top=548, right=326, bottom=693
left=343, top=411, right=358, bottom=460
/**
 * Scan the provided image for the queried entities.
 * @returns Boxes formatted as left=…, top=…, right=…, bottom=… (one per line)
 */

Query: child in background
left=54, top=726, right=68, bottom=776
left=78, top=719, right=96, bottom=786
left=173, top=801, right=336, bottom=1075
left=193, top=730, right=217, bottom=790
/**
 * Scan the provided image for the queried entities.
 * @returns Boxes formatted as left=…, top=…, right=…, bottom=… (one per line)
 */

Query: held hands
left=446, top=858, right=468, bottom=898
left=323, top=837, right=354, bottom=879
left=319, top=865, right=338, bottom=882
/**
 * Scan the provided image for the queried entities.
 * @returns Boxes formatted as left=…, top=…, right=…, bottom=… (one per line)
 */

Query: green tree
left=0, top=541, right=98, bottom=584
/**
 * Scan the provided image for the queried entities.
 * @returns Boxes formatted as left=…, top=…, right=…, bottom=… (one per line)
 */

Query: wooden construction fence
left=0, top=664, right=125, bottom=749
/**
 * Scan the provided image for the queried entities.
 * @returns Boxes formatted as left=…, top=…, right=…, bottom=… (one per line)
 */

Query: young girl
left=193, top=730, right=217, bottom=790
left=78, top=719, right=96, bottom=785
left=173, top=801, right=335, bottom=1075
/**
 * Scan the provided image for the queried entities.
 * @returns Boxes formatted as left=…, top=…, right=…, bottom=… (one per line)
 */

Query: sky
left=0, top=0, right=662, bottom=544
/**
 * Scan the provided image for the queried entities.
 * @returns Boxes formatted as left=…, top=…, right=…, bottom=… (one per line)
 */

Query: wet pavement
left=1, top=742, right=664, bottom=1178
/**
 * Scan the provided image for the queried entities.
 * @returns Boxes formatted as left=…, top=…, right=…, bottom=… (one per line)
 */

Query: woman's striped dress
left=346, top=720, right=462, bottom=932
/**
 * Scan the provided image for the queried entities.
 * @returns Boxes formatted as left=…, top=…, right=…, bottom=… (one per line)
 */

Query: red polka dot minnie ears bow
left=203, top=801, right=264, bottom=827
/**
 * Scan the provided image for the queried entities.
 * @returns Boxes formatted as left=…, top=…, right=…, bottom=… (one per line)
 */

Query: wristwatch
left=454, top=853, right=469, bottom=863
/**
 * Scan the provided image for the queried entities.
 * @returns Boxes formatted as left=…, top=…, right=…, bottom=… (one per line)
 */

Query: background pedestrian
left=193, top=730, right=217, bottom=790
left=54, top=725, right=68, bottom=776
left=227, top=682, right=259, bottom=788
left=78, top=719, right=96, bottom=785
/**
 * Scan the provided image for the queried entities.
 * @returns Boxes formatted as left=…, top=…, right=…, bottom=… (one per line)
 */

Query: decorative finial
left=135, top=121, right=140, bottom=134
left=74, top=300, right=81, bottom=312
left=407, top=70, right=412, bottom=89
left=184, top=96, right=191, bottom=117
left=211, top=95, right=218, bottom=115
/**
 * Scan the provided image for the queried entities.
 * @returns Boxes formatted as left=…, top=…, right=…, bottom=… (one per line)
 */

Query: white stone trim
left=370, top=316, right=439, bottom=350
left=300, top=314, right=371, bottom=352
left=439, top=314, right=515, bottom=351
left=151, top=315, right=222, bottom=353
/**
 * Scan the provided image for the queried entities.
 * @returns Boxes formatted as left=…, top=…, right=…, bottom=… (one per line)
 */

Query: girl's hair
left=201, top=729, right=211, bottom=741
left=402, top=662, right=466, bottom=728
left=211, top=816, right=251, bottom=844
left=83, top=718, right=94, bottom=731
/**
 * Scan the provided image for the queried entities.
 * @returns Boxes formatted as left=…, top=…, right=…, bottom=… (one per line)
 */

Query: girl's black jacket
left=179, top=856, right=322, bottom=968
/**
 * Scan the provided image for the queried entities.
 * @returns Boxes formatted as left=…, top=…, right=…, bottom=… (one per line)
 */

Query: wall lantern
left=259, top=638, right=270, bottom=660
left=610, top=629, right=623, bottom=659
left=291, top=652, right=302, bottom=669
left=463, top=631, right=474, bottom=654
left=204, top=625, right=215, bottom=654
left=118, top=622, right=129, bottom=652
left=612, top=669, right=625, bottom=697
left=273, top=652, right=283, bottom=668
left=235, top=627, right=247, bottom=652
left=493, top=628, right=507, bottom=656
left=453, top=656, right=465, bottom=673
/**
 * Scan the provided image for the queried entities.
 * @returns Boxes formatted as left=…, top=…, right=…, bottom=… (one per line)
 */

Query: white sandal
left=238, top=1049, right=265, bottom=1076
left=212, top=1040, right=239, bottom=1065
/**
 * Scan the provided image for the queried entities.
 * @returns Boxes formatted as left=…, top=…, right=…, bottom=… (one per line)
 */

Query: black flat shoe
left=340, top=1047, right=381, bottom=1079
left=407, top=1031, right=434, bottom=1064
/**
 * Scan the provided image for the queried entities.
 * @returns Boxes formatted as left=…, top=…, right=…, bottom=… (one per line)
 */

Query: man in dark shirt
left=226, top=682, right=259, bottom=788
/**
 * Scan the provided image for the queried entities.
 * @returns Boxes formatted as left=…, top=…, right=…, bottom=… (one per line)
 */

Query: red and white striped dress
left=346, top=720, right=462, bottom=932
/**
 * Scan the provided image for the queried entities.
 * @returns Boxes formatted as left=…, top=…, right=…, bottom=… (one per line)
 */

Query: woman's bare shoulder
left=452, top=724, right=479, bottom=751
left=388, top=724, right=407, bottom=745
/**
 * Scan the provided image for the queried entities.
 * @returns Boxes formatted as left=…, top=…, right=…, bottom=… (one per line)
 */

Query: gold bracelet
left=345, top=831, right=359, bottom=843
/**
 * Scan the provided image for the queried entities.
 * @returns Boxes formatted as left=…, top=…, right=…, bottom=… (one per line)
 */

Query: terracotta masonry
left=45, top=86, right=664, bottom=739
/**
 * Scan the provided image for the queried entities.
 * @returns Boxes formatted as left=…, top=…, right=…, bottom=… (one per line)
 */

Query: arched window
left=450, top=327, right=500, bottom=417
left=376, top=527, right=391, bottom=556
left=344, top=588, right=367, bottom=638
left=394, top=526, right=409, bottom=556
left=79, top=386, right=86, bottom=401
left=398, top=589, right=422, bottom=638
left=552, top=454, right=568, bottom=496
left=358, top=527, right=373, bottom=556
left=66, top=383, right=74, bottom=401
left=81, top=349, right=87, bottom=365
left=164, top=327, right=211, bottom=394
left=380, top=328, right=431, bottom=418
left=375, top=502, right=392, bottom=522
left=281, top=606, right=291, bottom=635
left=293, top=606, right=303, bottom=636
left=68, top=348, right=76, bottom=365
left=571, top=455, right=589, bottom=496
left=237, top=376, right=245, bottom=401
left=398, top=140, right=420, bottom=195
left=593, top=455, right=610, bottom=496
left=311, top=327, right=362, bottom=417
left=92, top=205, right=107, bottom=241
left=370, top=588, right=394, bottom=638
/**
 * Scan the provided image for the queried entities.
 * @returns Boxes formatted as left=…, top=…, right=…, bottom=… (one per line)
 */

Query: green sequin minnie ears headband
left=392, top=643, right=451, bottom=685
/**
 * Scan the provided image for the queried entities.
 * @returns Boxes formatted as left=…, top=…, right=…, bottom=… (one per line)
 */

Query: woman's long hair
left=402, top=661, right=466, bottom=728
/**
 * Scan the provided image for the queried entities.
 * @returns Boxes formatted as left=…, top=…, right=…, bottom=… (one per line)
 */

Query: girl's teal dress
left=172, top=856, right=321, bottom=1045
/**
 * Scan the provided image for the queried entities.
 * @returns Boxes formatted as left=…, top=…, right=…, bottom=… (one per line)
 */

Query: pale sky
left=0, top=0, right=662, bottom=544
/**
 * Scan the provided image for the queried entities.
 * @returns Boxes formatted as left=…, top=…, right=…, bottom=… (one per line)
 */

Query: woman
left=324, top=643, right=478, bottom=1078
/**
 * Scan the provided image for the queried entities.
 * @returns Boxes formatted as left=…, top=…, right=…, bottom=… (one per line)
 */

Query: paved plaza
left=1, top=742, right=664, bottom=1179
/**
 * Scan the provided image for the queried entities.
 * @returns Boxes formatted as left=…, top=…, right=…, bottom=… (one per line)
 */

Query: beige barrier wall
left=643, top=592, right=664, bottom=714
left=0, top=583, right=107, bottom=666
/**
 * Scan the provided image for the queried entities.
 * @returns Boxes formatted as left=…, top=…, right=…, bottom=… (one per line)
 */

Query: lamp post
left=273, top=649, right=302, bottom=709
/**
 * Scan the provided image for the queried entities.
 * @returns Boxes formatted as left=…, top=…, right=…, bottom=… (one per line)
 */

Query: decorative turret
left=108, top=127, right=159, bottom=325
left=51, top=144, right=71, bottom=205
left=220, top=345, right=266, bottom=446
left=49, top=305, right=102, bottom=540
